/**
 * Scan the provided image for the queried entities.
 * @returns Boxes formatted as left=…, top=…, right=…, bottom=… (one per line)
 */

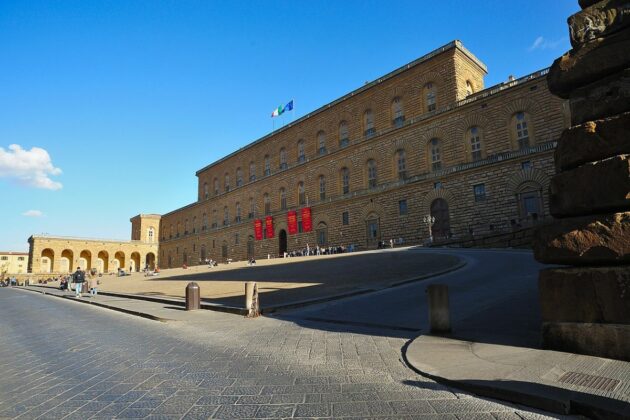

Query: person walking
left=89, top=272, right=98, bottom=297
left=72, top=266, right=85, bottom=298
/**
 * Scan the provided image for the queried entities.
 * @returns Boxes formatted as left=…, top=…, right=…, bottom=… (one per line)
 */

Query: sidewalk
left=405, top=335, right=630, bottom=419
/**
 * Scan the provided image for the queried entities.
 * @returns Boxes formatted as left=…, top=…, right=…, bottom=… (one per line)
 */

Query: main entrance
left=430, top=198, right=451, bottom=239
left=279, top=229, right=287, bottom=256
left=366, top=217, right=380, bottom=248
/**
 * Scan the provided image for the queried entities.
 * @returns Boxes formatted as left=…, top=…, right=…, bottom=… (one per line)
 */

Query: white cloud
left=528, top=36, right=568, bottom=52
left=22, top=210, right=44, bottom=217
left=0, top=144, right=62, bottom=190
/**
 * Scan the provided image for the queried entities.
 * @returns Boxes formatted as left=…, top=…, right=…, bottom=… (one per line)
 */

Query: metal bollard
left=185, top=282, right=200, bottom=310
left=245, top=281, right=260, bottom=318
left=427, top=284, right=451, bottom=334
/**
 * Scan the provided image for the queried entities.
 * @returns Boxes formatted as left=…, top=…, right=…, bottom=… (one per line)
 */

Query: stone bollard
left=185, top=282, right=200, bottom=310
left=245, top=281, right=260, bottom=318
left=427, top=284, right=451, bottom=334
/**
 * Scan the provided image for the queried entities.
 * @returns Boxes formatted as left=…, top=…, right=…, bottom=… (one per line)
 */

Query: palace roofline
left=27, top=234, right=155, bottom=245
left=195, top=40, right=487, bottom=177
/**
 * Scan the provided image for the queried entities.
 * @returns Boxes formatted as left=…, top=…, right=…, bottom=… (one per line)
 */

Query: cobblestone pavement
left=0, top=288, right=575, bottom=419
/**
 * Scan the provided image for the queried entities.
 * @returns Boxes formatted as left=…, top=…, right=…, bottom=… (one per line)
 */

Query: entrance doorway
left=430, top=198, right=451, bottom=239
left=247, top=236, right=254, bottom=259
left=366, top=217, right=380, bottom=248
left=279, top=229, right=287, bottom=256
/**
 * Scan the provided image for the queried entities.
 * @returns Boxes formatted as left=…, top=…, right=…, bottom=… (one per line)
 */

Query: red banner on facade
left=287, top=210, right=298, bottom=235
left=254, top=219, right=263, bottom=241
left=265, top=216, right=275, bottom=239
left=301, top=207, right=312, bottom=232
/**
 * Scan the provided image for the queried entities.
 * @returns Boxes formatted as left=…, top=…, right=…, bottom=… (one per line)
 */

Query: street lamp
left=423, top=215, right=435, bottom=244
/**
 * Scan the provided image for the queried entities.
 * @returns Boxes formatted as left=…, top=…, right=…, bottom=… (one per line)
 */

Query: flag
left=283, top=100, right=294, bottom=113
left=271, top=100, right=294, bottom=118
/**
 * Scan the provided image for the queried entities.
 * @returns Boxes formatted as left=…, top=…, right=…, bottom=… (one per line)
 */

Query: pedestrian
left=89, top=272, right=98, bottom=297
left=72, top=266, right=85, bottom=298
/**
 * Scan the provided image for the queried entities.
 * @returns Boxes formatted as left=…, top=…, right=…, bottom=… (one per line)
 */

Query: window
left=339, top=121, right=349, bottom=147
left=264, top=193, right=271, bottom=215
left=319, top=175, right=326, bottom=200
left=212, top=210, right=218, bottom=228
left=236, top=168, right=243, bottom=187
left=434, top=181, right=442, bottom=190
left=1, top=256, right=8, bottom=261
left=170, top=224, right=173, bottom=239
left=430, top=138, right=442, bottom=171
left=223, top=206, right=229, bottom=226
left=342, top=211, right=349, bottom=225
left=469, top=126, right=482, bottom=161
left=203, top=182, right=208, bottom=199
left=341, top=167, right=350, bottom=195
left=249, top=197, right=255, bottom=219
left=17, top=256, right=25, bottom=261
left=466, top=80, right=474, bottom=96
left=184, top=219, right=189, bottom=235
left=521, top=161, right=532, bottom=170
left=367, top=159, right=377, bottom=189
left=515, top=112, right=531, bottom=150
left=297, top=140, right=305, bottom=163
left=249, top=162, right=256, bottom=182
left=392, top=97, right=404, bottom=127
left=280, top=188, right=287, bottom=210
left=235, top=202, right=241, bottom=222
left=317, top=131, right=326, bottom=155
left=202, top=213, right=207, bottom=230
left=396, top=149, right=407, bottom=180
left=224, top=173, right=230, bottom=192
left=264, top=155, right=271, bottom=176
left=148, top=227, right=154, bottom=242
left=399, top=199, right=408, bottom=215
left=279, top=148, right=287, bottom=169
left=364, top=109, right=375, bottom=138
left=425, top=82, right=437, bottom=112
left=214, top=178, right=219, bottom=195
left=298, top=181, right=306, bottom=205
left=474, top=184, right=486, bottom=201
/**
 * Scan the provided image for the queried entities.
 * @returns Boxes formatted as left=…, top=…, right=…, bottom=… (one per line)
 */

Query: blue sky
left=0, top=1, right=579, bottom=251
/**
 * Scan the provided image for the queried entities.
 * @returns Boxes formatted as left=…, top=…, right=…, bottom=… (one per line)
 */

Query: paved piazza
left=0, top=283, right=572, bottom=419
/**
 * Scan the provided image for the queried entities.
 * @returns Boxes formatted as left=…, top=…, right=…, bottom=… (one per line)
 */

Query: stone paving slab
left=405, top=335, right=630, bottom=419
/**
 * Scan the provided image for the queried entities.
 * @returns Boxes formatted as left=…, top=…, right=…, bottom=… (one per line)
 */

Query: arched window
left=235, top=202, right=241, bottom=223
left=367, top=159, right=377, bottom=189
left=364, top=109, right=375, bottom=138
left=430, top=138, right=442, bottom=171
left=264, top=155, right=271, bottom=176
left=223, top=206, right=229, bottom=226
left=392, top=97, right=404, bottom=127
left=297, top=140, right=305, bottom=163
left=466, top=80, right=474, bottom=96
left=236, top=168, right=243, bottom=187
left=203, top=182, right=208, bottom=199
left=298, top=181, right=306, bottom=205
left=339, top=121, right=349, bottom=147
left=280, top=187, right=287, bottom=210
left=514, top=112, right=532, bottom=150
left=148, top=227, right=154, bottom=243
left=396, top=149, right=407, bottom=180
left=317, top=131, right=326, bottom=155
left=264, top=193, right=271, bottom=215
left=319, top=175, right=326, bottom=200
left=341, top=167, right=350, bottom=195
left=249, top=197, right=255, bottom=219
left=224, top=173, right=230, bottom=192
left=469, top=126, right=483, bottom=161
left=279, top=147, right=287, bottom=170
left=425, top=82, right=437, bottom=112
left=213, top=178, right=219, bottom=195
left=249, top=161, right=256, bottom=182
left=202, top=213, right=207, bottom=230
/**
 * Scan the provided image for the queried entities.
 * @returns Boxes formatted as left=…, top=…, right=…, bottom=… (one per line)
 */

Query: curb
left=401, top=337, right=629, bottom=420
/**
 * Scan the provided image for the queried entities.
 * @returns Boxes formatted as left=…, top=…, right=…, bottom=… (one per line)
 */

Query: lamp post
left=423, top=215, right=435, bottom=244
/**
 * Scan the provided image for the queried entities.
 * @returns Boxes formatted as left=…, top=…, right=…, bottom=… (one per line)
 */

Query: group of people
left=283, top=244, right=354, bottom=258
left=66, top=267, right=99, bottom=298
left=0, top=277, right=18, bottom=287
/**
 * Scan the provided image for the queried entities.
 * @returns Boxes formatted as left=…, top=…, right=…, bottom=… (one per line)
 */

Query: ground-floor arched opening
left=431, top=198, right=451, bottom=239
left=365, top=215, right=380, bottom=248
left=97, top=250, right=109, bottom=273
left=221, top=241, right=228, bottom=260
left=79, top=250, right=92, bottom=271
left=113, top=251, right=125, bottom=272
left=279, top=229, right=287, bottom=256
left=40, top=249, right=54, bottom=273
left=199, top=246, right=206, bottom=264
left=316, top=222, right=328, bottom=246
left=60, top=249, right=73, bottom=273
left=247, top=236, right=254, bottom=259
left=130, top=252, right=140, bottom=272
left=146, top=252, right=156, bottom=270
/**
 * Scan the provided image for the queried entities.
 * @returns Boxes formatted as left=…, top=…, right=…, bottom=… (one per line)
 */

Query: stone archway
left=60, top=249, right=73, bottom=273
left=130, top=252, right=141, bottom=272
left=113, top=251, right=125, bottom=271
left=146, top=252, right=156, bottom=270
left=279, top=230, right=288, bottom=256
left=79, top=250, right=92, bottom=271
left=430, top=198, right=451, bottom=239
left=40, top=248, right=54, bottom=273
left=97, top=251, right=109, bottom=273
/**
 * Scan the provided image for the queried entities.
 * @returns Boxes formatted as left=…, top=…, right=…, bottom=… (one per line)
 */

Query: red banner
left=287, top=210, right=298, bottom=235
left=254, top=219, right=263, bottom=241
left=301, top=207, right=312, bottom=232
left=265, top=216, right=275, bottom=238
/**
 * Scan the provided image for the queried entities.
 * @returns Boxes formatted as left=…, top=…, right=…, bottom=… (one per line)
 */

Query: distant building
left=0, top=251, right=29, bottom=276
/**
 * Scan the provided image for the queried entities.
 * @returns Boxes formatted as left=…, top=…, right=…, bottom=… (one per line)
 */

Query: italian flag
left=271, top=106, right=284, bottom=118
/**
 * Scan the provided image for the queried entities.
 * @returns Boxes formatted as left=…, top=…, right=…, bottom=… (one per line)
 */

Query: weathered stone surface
left=539, top=266, right=630, bottom=323
left=549, top=154, right=630, bottom=217
left=533, top=212, right=630, bottom=264
left=556, top=111, right=630, bottom=171
left=569, top=0, right=630, bottom=47
left=548, top=26, right=630, bottom=98
left=542, top=321, right=630, bottom=361
left=579, top=0, right=603, bottom=8
left=569, top=67, right=630, bottom=125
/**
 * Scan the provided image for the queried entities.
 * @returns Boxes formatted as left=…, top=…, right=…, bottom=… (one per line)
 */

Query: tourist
left=72, top=266, right=85, bottom=298
left=89, top=272, right=98, bottom=297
